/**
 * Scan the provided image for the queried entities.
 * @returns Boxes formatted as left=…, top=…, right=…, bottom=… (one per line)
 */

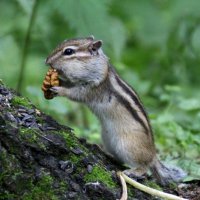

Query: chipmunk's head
left=46, top=36, right=109, bottom=87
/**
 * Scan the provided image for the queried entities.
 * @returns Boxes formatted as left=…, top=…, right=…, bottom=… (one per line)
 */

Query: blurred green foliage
left=0, top=0, right=200, bottom=180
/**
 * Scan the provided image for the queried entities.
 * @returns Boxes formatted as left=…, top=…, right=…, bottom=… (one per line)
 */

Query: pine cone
left=42, top=68, right=59, bottom=99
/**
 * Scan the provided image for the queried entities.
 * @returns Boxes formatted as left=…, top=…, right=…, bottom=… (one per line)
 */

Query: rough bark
left=0, top=82, right=199, bottom=200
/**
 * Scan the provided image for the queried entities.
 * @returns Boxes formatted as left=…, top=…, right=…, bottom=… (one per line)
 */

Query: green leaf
left=16, top=0, right=35, bottom=14
left=57, top=0, right=126, bottom=59
left=108, top=18, right=127, bottom=60
left=182, top=160, right=200, bottom=182
left=178, top=98, right=200, bottom=111
left=183, top=176, right=200, bottom=182
left=0, top=36, right=20, bottom=88
left=164, top=85, right=181, bottom=93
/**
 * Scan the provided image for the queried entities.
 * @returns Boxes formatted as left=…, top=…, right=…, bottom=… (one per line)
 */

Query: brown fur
left=46, top=36, right=186, bottom=185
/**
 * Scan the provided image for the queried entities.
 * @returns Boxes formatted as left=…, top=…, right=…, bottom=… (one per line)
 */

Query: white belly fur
left=88, top=97, right=154, bottom=168
left=100, top=111, right=145, bottom=168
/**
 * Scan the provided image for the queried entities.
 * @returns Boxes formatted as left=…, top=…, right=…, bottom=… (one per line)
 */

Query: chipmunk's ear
left=90, top=40, right=102, bottom=51
left=87, top=35, right=94, bottom=40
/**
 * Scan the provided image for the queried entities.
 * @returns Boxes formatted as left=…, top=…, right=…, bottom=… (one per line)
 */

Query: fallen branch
left=117, top=172, right=128, bottom=200
left=119, top=172, right=188, bottom=200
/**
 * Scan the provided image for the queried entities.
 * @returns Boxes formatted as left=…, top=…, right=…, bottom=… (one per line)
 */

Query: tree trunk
left=0, top=82, right=198, bottom=199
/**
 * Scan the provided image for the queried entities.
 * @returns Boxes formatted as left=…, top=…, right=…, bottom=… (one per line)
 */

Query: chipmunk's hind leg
left=123, top=167, right=148, bottom=180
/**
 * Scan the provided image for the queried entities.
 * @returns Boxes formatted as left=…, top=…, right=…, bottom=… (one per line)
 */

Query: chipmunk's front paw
left=50, top=86, right=66, bottom=96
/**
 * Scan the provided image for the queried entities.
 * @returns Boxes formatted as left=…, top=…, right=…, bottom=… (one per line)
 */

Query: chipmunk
left=45, top=36, right=186, bottom=185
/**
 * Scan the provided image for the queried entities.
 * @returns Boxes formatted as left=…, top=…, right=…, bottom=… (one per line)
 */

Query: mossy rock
left=1, top=82, right=190, bottom=199
left=0, top=83, right=122, bottom=200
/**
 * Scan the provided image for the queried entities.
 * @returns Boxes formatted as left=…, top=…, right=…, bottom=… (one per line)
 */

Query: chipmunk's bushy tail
left=150, top=158, right=187, bottom=186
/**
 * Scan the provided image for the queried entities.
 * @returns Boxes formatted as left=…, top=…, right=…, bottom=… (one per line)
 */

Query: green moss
left=57, top=181, right=68, bottom=193
left=169, top=182, right=177, bottom=190
left=19, top=128, right=46, bottom=150
left=84, top=165, right=116, bottom=188
left=70, top=154, right=82, bottom=163
left=54, top=131, right=89, bottom=155
left=0, top=148, right=22, bottom=183
left=11, top=96, right=32, bottom=108
left=35, top=115, right=43, bottom=124
left=0, top=148, right=27, bottom=198
left=144, top=180, right=163, bottom=191
left=0, top=191, right=17, bottom=199
left=22, top=175, right=58, bottom=200
left=127, top=187, right=135, bottom=198
left=57, top=131, right=78, bottom=147
left=20, top=128, right=37, bottom=142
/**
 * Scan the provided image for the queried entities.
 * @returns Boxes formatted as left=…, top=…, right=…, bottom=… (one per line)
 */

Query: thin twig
left=119, top=172, right=188, bottom=200
left=117, top=172, right=128, bottom=200
left=17, top=0, right=39, bottom=92
left=32, top=129, right=55, bottom=143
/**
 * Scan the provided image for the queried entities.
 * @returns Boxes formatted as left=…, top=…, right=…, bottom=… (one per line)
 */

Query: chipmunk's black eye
left=63, top=48, right=75, bottom=56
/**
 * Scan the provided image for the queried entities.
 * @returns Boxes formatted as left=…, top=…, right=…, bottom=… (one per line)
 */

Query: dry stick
left=32, top=129, right=55, bottom=143
left=17, top=0, right=39, bottom=92
left=117, top=172, right=128, bottom=200
left=119, top=172, right=188, bottom=200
